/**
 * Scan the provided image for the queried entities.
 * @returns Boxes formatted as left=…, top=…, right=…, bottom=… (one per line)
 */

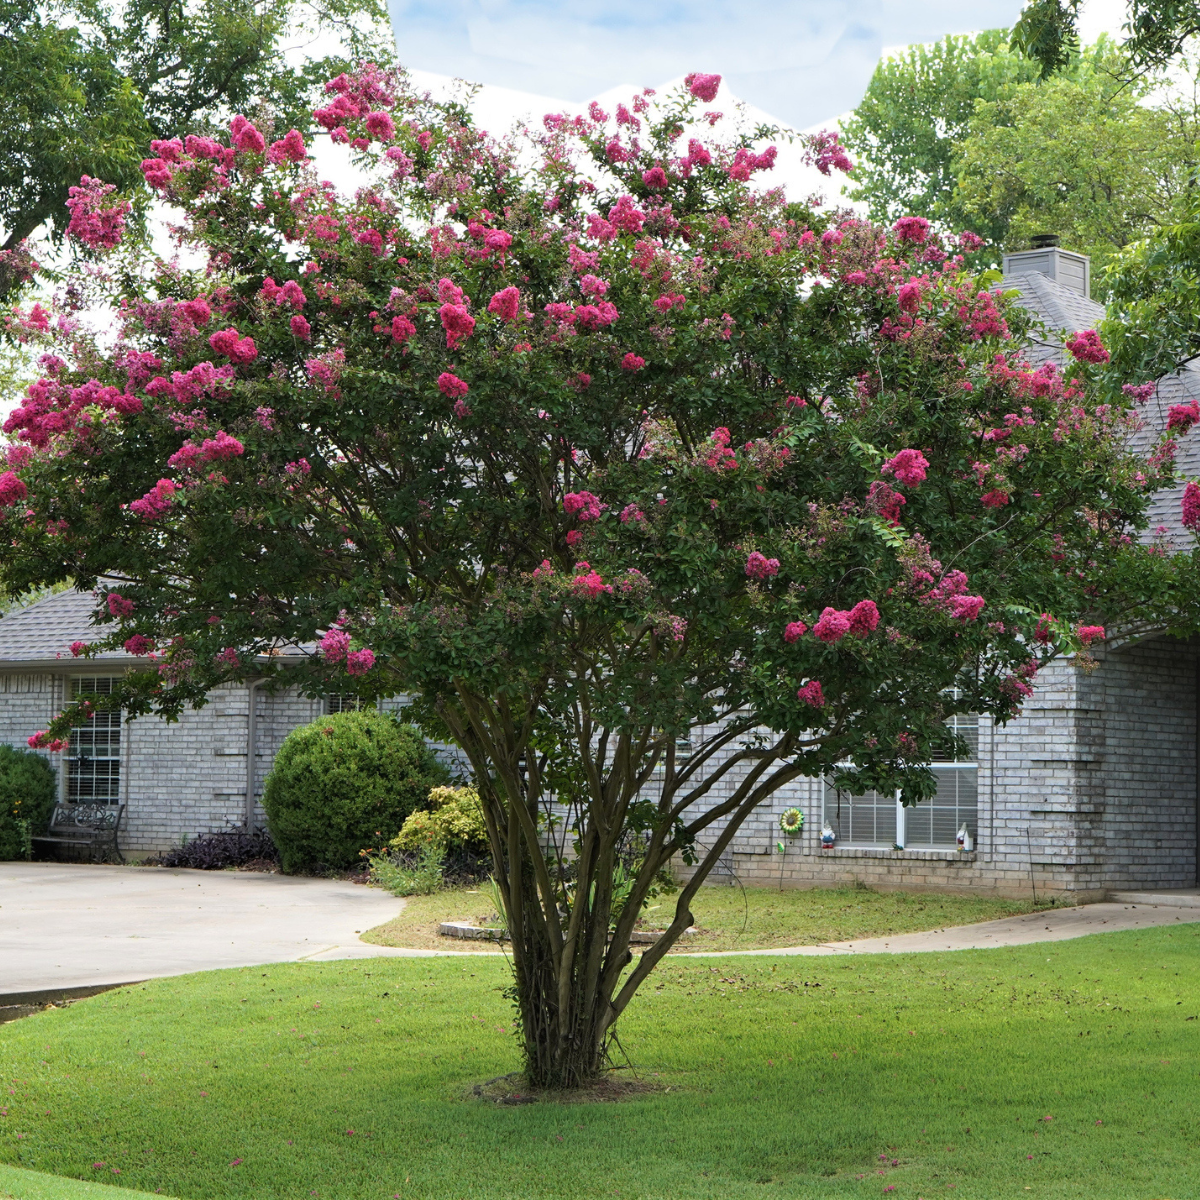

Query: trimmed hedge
left=262, top=710, right=448, bottom=873
left=0, top=743, right=57, bottom=860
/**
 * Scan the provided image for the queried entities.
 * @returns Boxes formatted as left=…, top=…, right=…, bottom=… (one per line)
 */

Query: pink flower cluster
left=1064, top=329, right=1109, bottom=364
left=437, top=372, right=469, bottom=399
left=880, top=448, right=929, bottom=488
left=812, top=600, right=879, bottom=643
left=313, top=64, right=397, bottom=140
left=1183, top=481, right=1200, bottom=530
left=4, top=377, right=142, bottom=447
left=215, top=647, right=240, bottom=669
left=346, top=648, right=375, bottom=675
left=564, top=491, right=604, bottom=520
left=621, top=353, right=645, bottom=371
left=320, top=628, right=350, bottom=662
left=783, top=621, right=807, bottom=643
left=28, top=731, right=68, bottom=753
left=260, top=278, right=306, bottom=309
left=947, top=594, right=985, bottom=621
left=572, top=563, right=612, bottom=598
left=167, top=431, right=244, bottom=470
left=705, top=427, right=738, bottom=471
left=268, top=129, right=307, bottom=164
left=892, top=217, right=930, bottom=245
left=745, top=551, right=780, bottom=580
left=440, top=301, right=475, bottom=349
left=229, top=115, right=265, bottom=155
left=209, top=327, right=258, bottom=364
left=807, top=130, right=853, bottom=176
left=796, top=680, right=825, bottom=708
left=1077, top=624, right=1105, bottom=646
left=65, top=176, right=130, bottom=251
left=727, top=146, right=777, bottom=182
left=866, top=480, right=905, bottom=524
left=685, top=72, right=721, bottom=102
left=124, top=635, right=155, bottom=656
left=488, top=286, right=521, bottom=322
left=0, top=470, right=27, bottom=508
left=107, top=593, right=135, bottom=617
left=542, top=299, right=619, bottom=331
left=1166, top=401, right=1200, bottom=434
left=129, top=478, right=179, bottom=520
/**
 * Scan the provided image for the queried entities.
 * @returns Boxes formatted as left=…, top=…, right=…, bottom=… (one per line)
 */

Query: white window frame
left=64, top=676, right=123, bottom=805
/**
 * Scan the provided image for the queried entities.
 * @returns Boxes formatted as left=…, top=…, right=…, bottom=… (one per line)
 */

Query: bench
left=32, top=803, right=125, bottom=864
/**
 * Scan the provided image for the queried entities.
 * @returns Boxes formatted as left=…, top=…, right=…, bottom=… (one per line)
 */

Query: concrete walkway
left=5, top=864, right=1200, bottom=997
left=0, top=862, right=457, bottom=997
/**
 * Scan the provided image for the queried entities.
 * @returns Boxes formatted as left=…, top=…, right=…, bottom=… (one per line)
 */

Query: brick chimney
left=1002, top=235, right=1090, bottom=299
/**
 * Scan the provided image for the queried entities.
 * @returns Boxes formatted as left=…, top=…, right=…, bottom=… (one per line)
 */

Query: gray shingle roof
left=0, top=588, right=131, bottom=667
left=1001, top=270, right=1106, bottom=367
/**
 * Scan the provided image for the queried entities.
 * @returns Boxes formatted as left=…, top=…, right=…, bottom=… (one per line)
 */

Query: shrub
left=262, top=710, right=447, bottom=873
left=393, top=785, right=487, bottom=852
left=368, top=841, right=445, bottom=896
left=154, top=828, right=278, bottom=870
left=0, top=743, right=57, bottom=861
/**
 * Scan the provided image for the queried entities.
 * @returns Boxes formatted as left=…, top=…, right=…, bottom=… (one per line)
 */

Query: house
left=1, top=244, right=1196, bottom=895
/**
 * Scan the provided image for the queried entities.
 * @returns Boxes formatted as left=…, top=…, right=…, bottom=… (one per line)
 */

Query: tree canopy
left=0, top=64, right=1187, bottom=1088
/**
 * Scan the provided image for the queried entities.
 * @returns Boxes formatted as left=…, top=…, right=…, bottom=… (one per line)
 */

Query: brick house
left=0, top=245, right=1196, bottom=894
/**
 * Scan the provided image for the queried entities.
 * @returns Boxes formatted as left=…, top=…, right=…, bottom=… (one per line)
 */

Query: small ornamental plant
left=0, top=63, right=1184, bottom=1087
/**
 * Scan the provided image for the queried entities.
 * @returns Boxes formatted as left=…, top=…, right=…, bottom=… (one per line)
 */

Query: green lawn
left=0, top=1162, right=174, bottom=1199
left=362, top=884, right=1049, bottom=952
left=3, top=924, right=1200, bottom=1199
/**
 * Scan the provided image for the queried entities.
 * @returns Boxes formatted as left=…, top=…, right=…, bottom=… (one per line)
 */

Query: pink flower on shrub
left=881, top=448, right=928, bottom=488
left=565, top=528, right=582, bottom=546
left=621, top=353, right=646, bottom=371
left=200, top=431, right=244, bottom=461
left=268, top=129, right=307, bottom=163
left=959, top=230, right=984, bottom=252
left=320, top=628, right=350, bottom=663
left=579, top=274, right=608, bottom=297
left=208, top=327, right=258, bottom=364
left=564, top=491, right=604, bottom=520
left=440, top=303, right=476, bottom=349
left=642, top=167, right=669, bottom=190
left=813, top=607, right=851, bottom=643
left=107, top=593, right=135, bottom=617
left=179, top=298, right=211, bottom=326
left=438, top=372, right=469, bottom=399
left=1166, top=401, right=1200, bottom=434
left=619, top=503, right=646, bottom=525
left=123, top=635, right=155, bottom=656
left=230, top=115, right=265, bottom=154
left=452, top=398, right=472, bottom=419
left=897, top=282, right=922, bottom=313
left=129, top=478, right=178, bottom=520
left=847, top=599, right=880, bottom=636
left=1183, top=481, right=1200, bottom=530
left=70, top=641, right=88, bottom=657
left=1077, top=624, right=1105, bottom=646
left=796, top=680, right=825, bottom=707
left=572, top=564, right=612, bottom=598
left=948, top=594, right=985, bottom=621
left=346, top=648, right=375, bottom=675
left=685, top=72, right=722, bottom=102
left=28, top=731, right=68, bottom=752
left=0, top=471, right=27, bottom=508
left=391, top=315, right=415, bottom=343
left=290, top=314, right=311, bottom=341
left=214, top=647, right=240, bottom=668
left=808, top=130, right=852, bottom=175
left=866, top=480, right=905, bottom=524
left=488, top=286, right=521, bottom=321
left=65, top=176, right=130, bottom=251
left=783, top=621, right=807, bottom=643
left=365, top=111, right=396, bottom=140
left=1065, top=329, right=1109, bottom=364
left=745, top=551, right=780, bottom=580
left=892, top=216, right=929, bottom=244
left=980, top=489, right=1010, bottom=508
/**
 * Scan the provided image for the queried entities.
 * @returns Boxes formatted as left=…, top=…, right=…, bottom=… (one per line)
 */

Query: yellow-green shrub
left=392, top=785, right=487, bottom=852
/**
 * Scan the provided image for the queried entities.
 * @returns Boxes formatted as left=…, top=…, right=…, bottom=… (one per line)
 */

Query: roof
left=0, top=588, right=131, bottom=669
left=1002, top=266, right=1200, bottom=543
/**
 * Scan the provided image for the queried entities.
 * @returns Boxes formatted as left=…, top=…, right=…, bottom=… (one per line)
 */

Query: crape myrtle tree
left=0, top=64, right=1180, bottom=1087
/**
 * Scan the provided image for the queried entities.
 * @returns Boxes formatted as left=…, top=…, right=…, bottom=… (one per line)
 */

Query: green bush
left=262, top=710, right=448, bottom=873
left=0, top=744, right=57, bottom=861
left=392, top=785, right=487, bottom=852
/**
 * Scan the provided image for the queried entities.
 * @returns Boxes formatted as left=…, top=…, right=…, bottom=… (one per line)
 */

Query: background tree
left=0, top=0, right=390, bottom=297
left=0, top=66, right=1182, bottom=1089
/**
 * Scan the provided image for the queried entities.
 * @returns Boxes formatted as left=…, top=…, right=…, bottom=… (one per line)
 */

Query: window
left=823, top=714, right=979, bottom=850
left=66, top=677, right=122, bottom=804
left=327, top=693, right=366, bottom=714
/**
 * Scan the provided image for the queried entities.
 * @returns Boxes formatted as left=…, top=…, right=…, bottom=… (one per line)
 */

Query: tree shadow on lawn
left=0, top=925, right=1198, bottom=1199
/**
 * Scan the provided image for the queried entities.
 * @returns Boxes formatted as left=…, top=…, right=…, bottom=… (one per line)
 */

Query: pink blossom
left=686, top=139, right=712, bottom=168
left=290, top=314, right=311, bottom=341
left=1167, top=401, right=1200, bottom=434
left=685, top=73, right=722, bottom=103
left=355, top=228, right=384, bottom=255
left=215, top=647, right=240, bottom=668
left=230, top=115, right=265, bottom=154
left=564, top=491, right=604, bottom=520
left=980, top=489, right=1010, bottom=508
left=609, top=195, right=645, bottom=233
left=572, top=565, right=613, bottom=598
left=892, top=216, right=930, bottom=244
left=483, top=230, right=513, bottom=260
left=123, top=635, right=155, bottom=656
left=200, top=431, right=245, bottom=461
left=391, top=315, right=416, bottom=343
left=847, top=599, right=880, bottom=636
left=440, top=303, right=476, bottom=349
left=1122, top=382, right=1155, bottom=404
left=745, top=551, right=780, bottom=580
left=129, top=478, right=178, bottom=520
left=783, top=621, right=807, bottom=643
left=621, top=353, right=646, bottom=371
left=453, top=398, right=471, bottom=419
left=959, top=231, right=984, bottom=252
left=0, top=471, right=27, bottom=508
left=1183, top=481, right=1200, bottom=530
left=28, top=731, right=68, bottom=752
left=64, top=176, right=130, bottom=251
left=948, top=594, right=985, bottom=621
left=141, top=158, right=173, bottom=188
left=565, top=529, right=582, bottom=546
left=107, top=593, right=135, bottom=617
left=365, top=111, right=396, bottom=140
left=179, top=298, right=211, bottom=326
left=437, top=372, right=469, bottom=399
left=70, top=641, right=88, bottom=657
left=488, top=287, right=521, bottom=321
left=897, top=282, right=922, bottom=313
left=346, top=648, right=375, bottom=675
left=642, top=167, right=669, bottom=190
left=268, top=129, right=307, bottom=164
left=320, top=628, right=350, bottom=663
left=579, top=274, right=608, bottom=297
left=813, top=607, right=851, bottom=643
left=208, top=327, right=258, bottom=364
left=881, top=448, right=929, bottom=488
left=796, top=680, right=825, bottom=707
left=1064, top=329, right=1109, bottom=364
left=437, top=278, right=465, bottom=305
left=619, top=503, right=646, bottom=524
left=808, top=130, right=853, bottom=175
left=1077, top=624, right=1105, bottom=646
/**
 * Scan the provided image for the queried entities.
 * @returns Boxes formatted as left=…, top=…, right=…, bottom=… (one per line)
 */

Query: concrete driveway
left=0, top=862, right=444, bottom=997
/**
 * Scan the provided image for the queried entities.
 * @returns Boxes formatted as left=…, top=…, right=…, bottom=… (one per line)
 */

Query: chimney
left=1002, top=237, right=1090, bottom=299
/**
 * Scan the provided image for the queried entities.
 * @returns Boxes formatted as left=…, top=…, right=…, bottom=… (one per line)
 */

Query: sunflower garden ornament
left=779, top=807, right=804, bottom=837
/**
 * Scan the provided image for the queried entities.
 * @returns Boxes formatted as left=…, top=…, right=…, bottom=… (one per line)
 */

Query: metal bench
left=32, top=803, right=125, bottom=864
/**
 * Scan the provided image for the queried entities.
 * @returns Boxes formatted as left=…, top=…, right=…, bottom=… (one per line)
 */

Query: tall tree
left=0, top=0, right=390, bottom=293
left=0, top=66, right=1181, bottom=1089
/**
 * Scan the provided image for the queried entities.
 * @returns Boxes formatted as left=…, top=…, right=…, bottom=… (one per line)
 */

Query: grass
left=4, top=922, right=1200, bottom=1198
left=0, top=1163, right=174, bottom=1199
left=361, top=883, right=1049, bottom=953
